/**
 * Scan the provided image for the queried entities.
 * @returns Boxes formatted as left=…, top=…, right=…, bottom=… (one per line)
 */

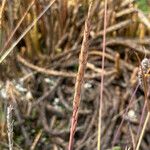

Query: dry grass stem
left=17, top=54, right=103, bottom=79
left=98, top=19, right=132, bottom=35
left=0, top=0, right=36, bottom=56
left=136, top=112, right=150, bottom=150
left=0, top=0, right=6, bottom=28
left=0, top=0, right=56, bottom=64
left=137, top=9, right=150, bottom=29
left=30, top=130, right=43, bottom=150
left=68, top=1, right=93, bottom=150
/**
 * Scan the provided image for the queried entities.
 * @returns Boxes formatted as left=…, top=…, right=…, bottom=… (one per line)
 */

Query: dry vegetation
left=0, top=0, right=150, bottom=150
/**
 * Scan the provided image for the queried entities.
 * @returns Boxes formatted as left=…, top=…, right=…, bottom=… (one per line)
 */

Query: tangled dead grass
left=0, top=0, right=150, bottom=149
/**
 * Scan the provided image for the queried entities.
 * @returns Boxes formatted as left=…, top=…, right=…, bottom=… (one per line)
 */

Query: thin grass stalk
left=136, top=85, right=150, bottom=145
left=30, top=129, right=43, bottom=150
left=112, top=83, right=140, bottom=147
left=0, top=0, right=35, bottom=56
left=68, top=1, right=93, bottom=150
left=136, top=112, right=150, bottom=150
left=0, top=0, right=56, bottom=64
left=136, top=100, right=147, bottom=144
left=97, top=0, right=107, bottom=150
left=0, top=0, right=6, bottom=28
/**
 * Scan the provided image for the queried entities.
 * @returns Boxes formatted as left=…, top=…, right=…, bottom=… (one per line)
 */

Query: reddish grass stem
left=97, top=0, right=107, bottom=149
left=68, top=2, right=93, bottom=150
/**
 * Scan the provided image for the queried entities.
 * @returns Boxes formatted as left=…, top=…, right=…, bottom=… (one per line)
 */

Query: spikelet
left=7, top=105, right=13, bottom=150
left=138, top=58, right=150, bottom=88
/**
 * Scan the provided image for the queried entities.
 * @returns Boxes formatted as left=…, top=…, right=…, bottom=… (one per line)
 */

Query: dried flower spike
left=138, top=58, right=150, bottom=88
left=7, top=105, right=13, bottom=150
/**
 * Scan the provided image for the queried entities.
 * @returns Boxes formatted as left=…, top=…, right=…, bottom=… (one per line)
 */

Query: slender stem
left=97, top=0, right=107, bottom=150
left=112, top=84, right=139, bottom=146
left=136, top=112, right=150, bottom=150
left=136, top=100, right=147, bottom=145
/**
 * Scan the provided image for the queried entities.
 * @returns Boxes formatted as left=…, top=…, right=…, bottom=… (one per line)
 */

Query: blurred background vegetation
left=138, top=0, right=150, bottom=12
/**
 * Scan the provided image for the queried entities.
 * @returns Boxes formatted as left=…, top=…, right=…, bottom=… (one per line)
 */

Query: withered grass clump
left=0, top=0, right=150, bottom=150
